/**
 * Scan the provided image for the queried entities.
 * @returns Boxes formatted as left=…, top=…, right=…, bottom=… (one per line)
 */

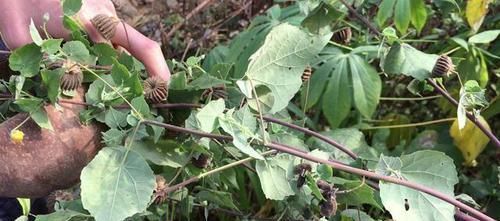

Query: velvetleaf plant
left=0, top=0, right=498, bottom=221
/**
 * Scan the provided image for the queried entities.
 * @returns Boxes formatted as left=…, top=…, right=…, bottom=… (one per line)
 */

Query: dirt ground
left=113, top=0, right=272, bottom=59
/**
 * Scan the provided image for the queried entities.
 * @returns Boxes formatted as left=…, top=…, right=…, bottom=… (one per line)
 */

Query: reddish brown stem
left=426, top=79, right=500, bottom=149
left=141, top=120, right=494, bottom=221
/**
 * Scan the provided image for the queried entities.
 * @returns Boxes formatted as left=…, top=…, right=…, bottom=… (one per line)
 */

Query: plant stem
left=166, top=150, right=276, bottom=193
left=426, top=78, right=500, bottom=149
left=0, top=50, right=10, bottom=54
left=362, top=118, right=455, bottom=130
left=248, top=79, right=268, bottom=144
left=262, top=116, right=358, bottom=159
left=379, top=95, right=442, bottom=101
left=328, top=41, right=354, bottom=51
left=142, top=120, right=494, bottom=221
left=335, top=0, right=381, bottom=35
left=266, top=142, right=494, bottom=221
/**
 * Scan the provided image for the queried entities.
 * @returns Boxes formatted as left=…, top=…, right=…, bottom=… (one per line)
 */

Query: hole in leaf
left=404, top=199, right=410, bottom=211
left=288, top=67, right=292, bottom=70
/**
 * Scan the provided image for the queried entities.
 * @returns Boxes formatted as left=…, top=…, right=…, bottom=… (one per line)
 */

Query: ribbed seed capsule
left=202, top=85, right=227, bottom=101
left=143, top=77, right=168, bottom=104
left=432, top=55, right=454, bottom=77
left=332, top=27, right=352, bottom=45
left=90, top=14, right=120, bottom=40
left=320, top=196, right=338, bottom=217
left=60, top=65, right=83, bottom=91
left=302, top=66, right=313, bottom=82
left=294, top=163, right=312, bottom=188
left=192, top=154, right=212, bottom=169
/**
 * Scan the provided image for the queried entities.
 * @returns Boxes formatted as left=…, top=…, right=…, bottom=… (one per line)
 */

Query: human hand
left=0, top=0, right=171, bottom=81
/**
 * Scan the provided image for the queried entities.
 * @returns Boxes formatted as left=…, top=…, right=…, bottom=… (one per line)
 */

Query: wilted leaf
left=465, top=0, right=491, bottom=32
left=81, top=147, right=155, bottom=221
left=449, top=116, right=491, bottom=166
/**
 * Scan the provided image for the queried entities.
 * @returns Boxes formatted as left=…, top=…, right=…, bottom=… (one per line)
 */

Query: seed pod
left=60, top=65, right=83, bottom=91
left=294, top=163, right=312, bottom=188
left=332, top=27, right=352, bottom=45
left=90, top=14, right=120, bottom=40
left=143, top=77, right=168, bottom=104
left=319, top=196, right=338, bottom=217
left=153, top=175, right=168, bottom=204
left=46, top=60, right=64, bottom=70
left=202, top=85, right=227, bottom=101
left=432, top=55, right=454, bottom=77
left=302, top=66, right=313, bottom=82
left=316, top=180, right=333, bottom=199
left=192, top=154, right=212, bottom=169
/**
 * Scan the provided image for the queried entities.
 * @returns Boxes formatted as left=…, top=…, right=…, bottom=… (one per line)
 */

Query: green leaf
left=131, top=96, right=150, bottom=118
left=468, top=30, right=500, bottom=44
left=383, top=42, right=439, bottom=80
left=133, top=139, right=189, bottom=168
left=16, top=198, right=30, bottom=216
left=302, top=2, right=344, bottom=34
left=9, top=43, right=43, bottom=78
left=256, top=154, right=295, bottom=200
left=35, top=210, right=89, bottom=221
left=322, top=56, right=351, bottom=127
left=219, top=107, right=263, bottom=159
left=377, top=150, right=458, bottom=221
left=62, top=0, right=83, bottom=16
left=188, top=73, right=230, bottom=90
left=14, top=97, right=43, bottom=113
left=341, top=209, right=375, bottom=221
left=394, top=0, right=411, bottom=33
left=102, top=129, right=126, bottom=146
left=41, top=39, right=63, bottom=54
left=104, top=107, right=128, bottom=128
left=195, top=188, right=239, bottom=210
left=29, top=19, right=43, bottom=46
left=92, top=43, right=118, bottom=66
left=376, top=0, right=396, bottom=26
left=62, top=41, right=93, bottom=64
left=237, top=23, right=331, bottom=114
left=410, top=0, right=428, bottom=34
left=41, top=69, right=63, bottom=103
left=31, top=108, right=54, bottom=131
left=350, top=55, right=381, bottom=119
left=457, top=48, right=489, bottom=87
left=81, top=147, right=155, bottom=221
left=195, top=99, right=225, bottom=133
left=309, top=128, right=368, bottom=164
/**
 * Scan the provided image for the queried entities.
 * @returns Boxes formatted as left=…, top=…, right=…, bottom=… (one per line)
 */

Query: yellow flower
left=10, top=129, right=24, bottom=145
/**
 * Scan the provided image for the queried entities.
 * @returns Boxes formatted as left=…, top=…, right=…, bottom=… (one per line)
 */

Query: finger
left=111, top=22, right=171, bottom=81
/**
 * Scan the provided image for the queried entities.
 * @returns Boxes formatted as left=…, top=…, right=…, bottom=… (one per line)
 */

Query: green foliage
left=377, top=151, right=459, bottom=221
left=1, top=1, right=497, bottom=220
left=80, top=147, right=156, bottom=221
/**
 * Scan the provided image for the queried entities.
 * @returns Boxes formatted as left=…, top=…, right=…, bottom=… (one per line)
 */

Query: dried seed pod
left=192, top=154, right=212, bottom=169
left=60, top=64, right=83, bottom=91
left=332, top=27, right=352, bottom=45
left=302, top=66, right=313, bottom=82
left=202, top=85, right=227, bottom=101
left=319, top=196, right=338, bottom=217
left=90, top=14, right=120, bottom=40
left=432, top=55, right=454, bottom=77
left=316, top=180, right=333, bottom=199
left=143, top=77, right=168, bottom=104
left=294, top=163, right=312, bottom=188
left=153, top=175, right=168, bottom=204
left=46, top=60, right=64, bottom=70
